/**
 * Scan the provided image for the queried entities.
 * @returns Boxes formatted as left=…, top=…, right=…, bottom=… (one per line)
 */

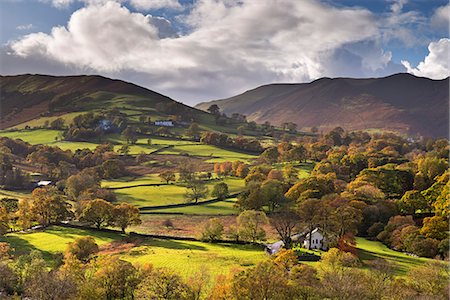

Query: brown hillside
left=0, top=74, right=205, bottom=129
left=196, top=74, right=449, bottom=137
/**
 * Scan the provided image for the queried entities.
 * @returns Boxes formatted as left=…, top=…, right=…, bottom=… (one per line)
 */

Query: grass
left=0, top=129, right=62, bottom=144
left=2, top=226, right=120, bottom=265
left=158, top=144, right=257, bottom=163
left=12, top=112, right=83, bottom=130
left=0, top=189, right=31, bottom=200
left=2, top=226, right=266, bottom=277
left=355, top=237, right=430, bottom=276
left=108, top=177, right=245, bottom=208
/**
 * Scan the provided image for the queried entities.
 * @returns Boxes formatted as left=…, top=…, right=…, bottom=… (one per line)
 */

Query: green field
left=12, top=112, right=83, bottom=130
left=158, top=144, right=257, bottom=163
left=2, top=226, right=266, bottom=277
left=356, top=237, right=431, bottom=276
left=0, top=189, right=31, bottom=200
left=108, top=177, right=245, bottom=209
left=144, top=198, right=239, bottom=215
left=0, top=129, right=62, bottom=144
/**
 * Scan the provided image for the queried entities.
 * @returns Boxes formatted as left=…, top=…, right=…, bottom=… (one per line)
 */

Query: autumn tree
left=136, top=268, right=190, bottom=299
left=420, top=216, right=448, bottom=240
left=185, top=180, right=208, bottom=203
left=211, top=182, right=229, bottom=200
left=396, top=190, right=430, bottom=214
left=17, top=199, right=33, bottom=230
left=30, top=187, right=72, bottom=226
left=65, top=236, right=99, bottom=262
left=79, top=199, right=113, bottom=229
left=297, top=199, right=320, bottom=249
left=237, top=210, right=268, bottom=242
left=112, top=203, right=142, bottom=233
left=200, top=218, right=224, bottom=242
left=270, top=209, right=299, bottom=249
left=231, top=261, right=291, bottom=300
left=0, top=206, right=8, bottom=235
left=159, top=170, right=176, bottom=184
left=94, top=256, right=140, bottom=300
left=186, top=122, right=201, bottom=139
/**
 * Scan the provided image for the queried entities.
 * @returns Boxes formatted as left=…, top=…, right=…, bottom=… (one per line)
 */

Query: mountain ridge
left=195, top=73, right=449, bottom=137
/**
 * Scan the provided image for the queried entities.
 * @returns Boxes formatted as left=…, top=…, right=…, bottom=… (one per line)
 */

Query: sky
left=0, top=0, right=449, bottom=105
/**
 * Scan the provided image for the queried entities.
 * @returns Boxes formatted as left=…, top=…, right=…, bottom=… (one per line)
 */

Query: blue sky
left=0, top=0, right=448, bottom=104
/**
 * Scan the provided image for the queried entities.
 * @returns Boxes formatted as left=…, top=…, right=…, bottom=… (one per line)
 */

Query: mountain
left=0, top=74, right=208, bottom=129
left=196, top=74, right=449, bottom=137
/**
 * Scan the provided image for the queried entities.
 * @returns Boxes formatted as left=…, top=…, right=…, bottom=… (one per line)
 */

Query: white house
left=154, top=120, right=174, bottom=127
left=303, top=228, right=327, bottom=250
left=265, top=227, right=327, bottom=255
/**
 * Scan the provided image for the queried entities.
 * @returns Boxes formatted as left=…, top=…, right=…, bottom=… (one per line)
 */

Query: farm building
left=266, top=227, right=327, bottom=255
left=154, top=120, right=174, bottom=127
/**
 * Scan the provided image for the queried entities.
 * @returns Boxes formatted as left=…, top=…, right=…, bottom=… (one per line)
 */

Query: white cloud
left=401, top=38, right=450, bottom=79
left=129, top=0, right=182, bottom=10
left=389, top=0, right=408, bottom=14
left=16, top=24, right=33, bottom=30
left=7, top=0, right=402, bottom=102
left=431, top=4, right=450, bottom=29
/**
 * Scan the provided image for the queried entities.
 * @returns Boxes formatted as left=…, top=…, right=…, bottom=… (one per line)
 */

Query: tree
left=17, top=199, right=33, bottom=230
left=159, top=170, right=176, bottom=184
left=178, top=159, right=197, bottom=182
left=270, top=209, right=299, bottom=249
left=396, top=190, right=430, bottom=214
left=260, top=147, right=279, bottom=164
left=0, top=206, right=8, bottom=235
left=200, top=218, right=224, bottom=242
left=283, top=165, right=298, bottom=185
left=185, top=180, right=208, bottom=203
left=420, top=216, right=448, bottom=240
left=231, top=261, right=290, bottom=300
left=261, top=179, right=285, bottom=212
left=207, top=104, right=220, bottom=115
left=211, top=182, right=229, bottom=200
left=122, top=126, right=137, bottom=144
left=101, top=159, right=126, bottom=179
left=30, top=187, right=72, bottom=226
left=136, top=268, right=190, bottom=300
left=237, top=210, right=268, bottom=242
left=64, top=172, right=99, bottom=200
left=94, top=256, right=140, bottom=300
left=79, top=199, right=113, bottom=229
left=65, top=236, right=99, bottom=262
left=112, top=203, right=142, bottom=233
left=297, top=199, right=320, bottom=249
left=405, top=261, right=449, bottom=298
left=186, top=122, right=201, bottom=139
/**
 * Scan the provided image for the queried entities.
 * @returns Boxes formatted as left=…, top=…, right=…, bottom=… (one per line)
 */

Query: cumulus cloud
left=43, top=0, right=182, bottom=10
left=401, top=38, right=450, bottom=79
left=5, top=0, right=402, bottom=102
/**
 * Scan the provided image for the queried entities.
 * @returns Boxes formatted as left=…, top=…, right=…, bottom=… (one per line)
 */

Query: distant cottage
left=302, top=228, right=327, bottom=250
left=154, top=120, right=174, bottom=127
left=265, top=227, right=327, bottom=255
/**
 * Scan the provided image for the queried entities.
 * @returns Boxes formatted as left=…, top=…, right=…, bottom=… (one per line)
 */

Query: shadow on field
left=141, top=239, right=207, bottom=251
left=2, top=235, right=55, bottom=263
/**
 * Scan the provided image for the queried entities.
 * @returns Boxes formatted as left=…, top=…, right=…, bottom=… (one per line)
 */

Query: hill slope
left=0, top=74, right=209, bottom=129
left=196, top=74, right=449, bottom=137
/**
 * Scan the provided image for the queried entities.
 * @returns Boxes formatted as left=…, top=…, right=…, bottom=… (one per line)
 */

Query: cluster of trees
left=64, top=111, right=128, bottom=142
left=0, top=242, right=446, bottom=299
left=0, top=187, right=141, bottom=234
left=0, top=242, right=211, bottom=299
left=200, top=132, right=263, bottom=153
left=200, top=210, right=269, bottom=243
left=213, top=161, right=249, bottom=178
left=260, top=142, right=307, bottom=163
left=207, top=249, right=448, bottom=300
left=248, top=128, right=449, bottom=258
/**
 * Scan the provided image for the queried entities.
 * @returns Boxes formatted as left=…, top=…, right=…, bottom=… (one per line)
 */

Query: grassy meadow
left=2, top=226, right=266, bottom=277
